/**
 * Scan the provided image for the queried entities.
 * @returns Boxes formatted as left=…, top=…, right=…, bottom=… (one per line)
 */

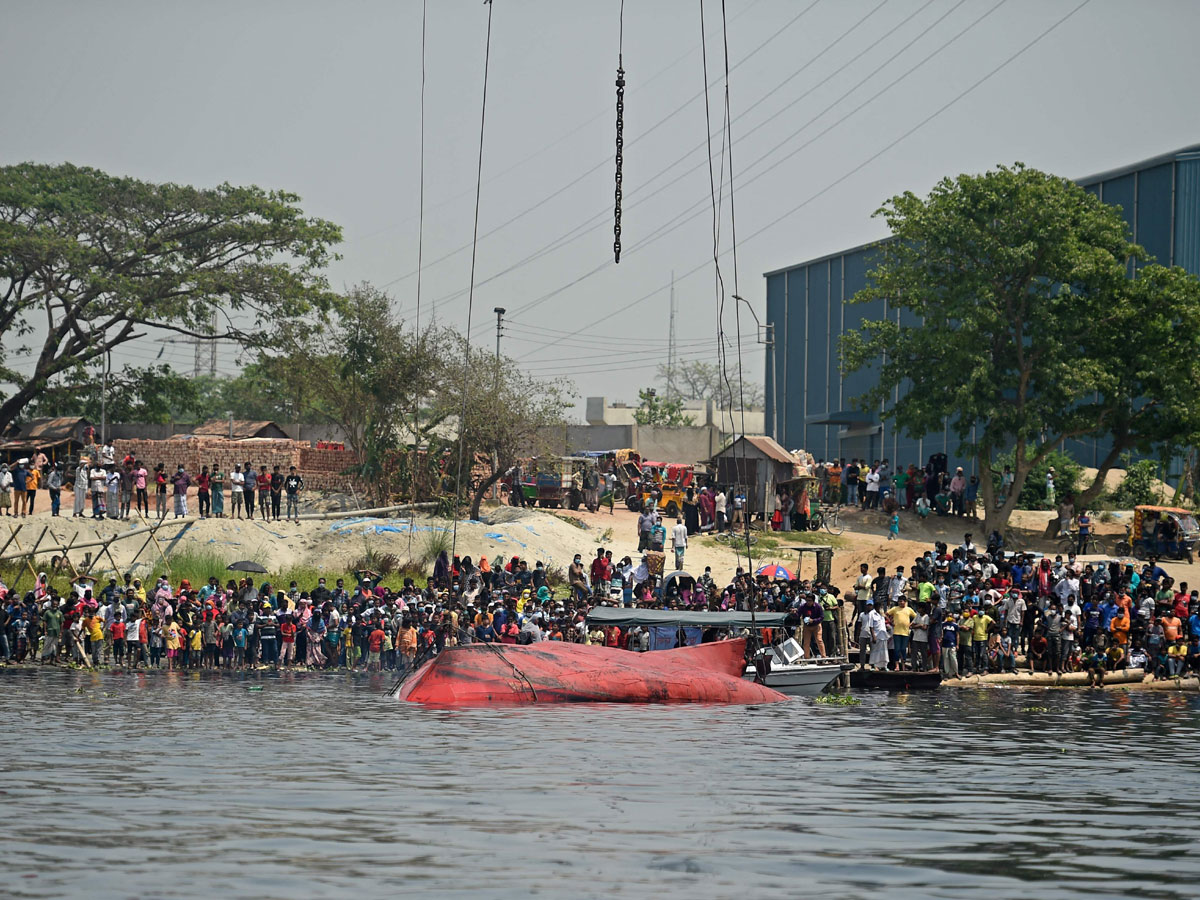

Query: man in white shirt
left=101, top=440, right=116, bottom=467
left=714, top=490, right=728, bottom=532
left=671, top=517, right=688, bottom=570
left=889, top=566, right=908, bottom=603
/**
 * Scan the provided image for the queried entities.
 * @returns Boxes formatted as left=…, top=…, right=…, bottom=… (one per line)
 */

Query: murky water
left=5, top=669, right=1200, bottom=899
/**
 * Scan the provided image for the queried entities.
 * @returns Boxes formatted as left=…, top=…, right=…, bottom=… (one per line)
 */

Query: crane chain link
left=614, top=65, right=625, bottom=264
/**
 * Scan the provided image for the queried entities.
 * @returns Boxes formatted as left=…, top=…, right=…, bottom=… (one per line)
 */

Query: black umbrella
left=227, top=560, right=268, bottom=574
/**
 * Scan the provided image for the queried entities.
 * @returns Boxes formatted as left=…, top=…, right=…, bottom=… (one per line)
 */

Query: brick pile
left=110, top=438, right=362, bottom=494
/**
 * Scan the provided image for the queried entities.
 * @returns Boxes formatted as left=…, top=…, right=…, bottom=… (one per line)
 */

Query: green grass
left=0, top=544, right=435, bottom=599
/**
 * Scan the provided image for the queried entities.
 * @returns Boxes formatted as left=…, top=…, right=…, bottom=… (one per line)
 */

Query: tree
left=440, top=342, right=572, bottom=521
left=654, top=360, right=764, bottom=409
left=285, top=284, right=451, bottom=503
left=632, top=388, right=695, bottom=426
left=27, top=363, right=214, bottom=423
left=0, top=162, right=342, bottom=435
left=840, top=163, right=1200, bottom=531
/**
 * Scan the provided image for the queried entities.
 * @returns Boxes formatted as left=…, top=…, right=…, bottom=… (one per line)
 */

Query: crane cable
left=450, top=0, right=494, bottom=564
left=407, top=0, right=429, bottom=555
left=614, top=0, right=626, bottom=263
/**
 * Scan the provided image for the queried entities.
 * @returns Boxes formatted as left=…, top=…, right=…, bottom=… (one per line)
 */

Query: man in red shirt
left=366, top=623, right=385, bottom=672
left=278, top=615, right=297, bottom=669
left=591, top=548, right=611, bottom=600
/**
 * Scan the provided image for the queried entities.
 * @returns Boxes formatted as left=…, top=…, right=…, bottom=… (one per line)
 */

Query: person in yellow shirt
left=164, top=617, right=182, bottom=671
left=83, top=612, right=105, bottom=667
left=188, top=625, right=203, bottom=668
left=887, top=598, right=916, bottom=670
left=971, top=608, right=995, bottom=673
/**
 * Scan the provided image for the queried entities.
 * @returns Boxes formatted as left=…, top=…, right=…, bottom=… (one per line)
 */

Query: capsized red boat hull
left=394, top=638, right=788, bottom=705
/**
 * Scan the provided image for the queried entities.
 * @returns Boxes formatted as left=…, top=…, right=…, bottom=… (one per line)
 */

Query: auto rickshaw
left=625, top=462, right=695, bottom=517
left=1113, top=505, right=1198, bottom=563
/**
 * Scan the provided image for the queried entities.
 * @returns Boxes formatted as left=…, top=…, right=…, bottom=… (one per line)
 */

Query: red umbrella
left=755, top=563, right=793, bottom=580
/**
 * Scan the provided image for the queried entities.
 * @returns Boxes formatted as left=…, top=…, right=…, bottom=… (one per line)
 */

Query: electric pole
left=493, top=307, right=506, bottom=392
left=666, top=270, right=676, bottom=399
left=492, top=306, right=506, bottom=500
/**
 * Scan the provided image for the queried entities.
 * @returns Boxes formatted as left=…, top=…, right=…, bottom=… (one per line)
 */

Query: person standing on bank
left=242, top=463, right=256, bottom=520
left=284, top=466, right=304, bottom=523
left=47, top=462, right=63, bottom=517
left=671, top=517, right=688, bottom=570
left=269, top=465, right=284, bottom=521
left=211, top=463, right=225, bottom=518
left=230, top=465, right=244, bottom=518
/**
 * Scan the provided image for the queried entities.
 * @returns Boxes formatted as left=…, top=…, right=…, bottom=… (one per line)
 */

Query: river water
left=5, top=669, right=1199, bottom=899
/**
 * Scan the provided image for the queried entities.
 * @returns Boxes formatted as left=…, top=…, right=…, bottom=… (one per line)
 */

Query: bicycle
left=808, top=505, right=845, bottom=536
left=714, top=529, right=757, bottom=547
left=1058, top=530, right=1107, bottom=557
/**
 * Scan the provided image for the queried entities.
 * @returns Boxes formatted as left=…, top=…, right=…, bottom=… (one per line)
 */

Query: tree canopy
left=655, top=359, right=764, bottom=410
left=0, top=162, right=342, bottom=434
left=840, top=163, right=1200, bottom=529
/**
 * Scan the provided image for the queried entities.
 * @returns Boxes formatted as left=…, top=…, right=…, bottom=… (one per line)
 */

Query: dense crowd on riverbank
left=849, top=532, right=1200, bottom=682
left=3, top=522, right=1199, bottom=686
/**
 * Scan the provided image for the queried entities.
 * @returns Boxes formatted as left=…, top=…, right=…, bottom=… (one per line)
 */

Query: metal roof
left=3, top=416, right=89, bottom=445
left=193, top=419, right=289, bottom=440
left=713, top=434, right=795, bottom=465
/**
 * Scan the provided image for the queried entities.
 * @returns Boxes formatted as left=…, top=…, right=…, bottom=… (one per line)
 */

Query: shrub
left=1110, top=458, right=1160, bottom=508
left=993, top=449, right=1083, bottom=509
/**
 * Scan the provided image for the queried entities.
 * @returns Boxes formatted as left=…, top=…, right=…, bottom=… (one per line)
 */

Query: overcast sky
left=3, top=0, right=1198, bottom=416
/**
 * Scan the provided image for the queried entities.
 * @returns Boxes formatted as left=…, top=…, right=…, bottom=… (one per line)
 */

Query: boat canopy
left=586, top=607, right=787, bottom=628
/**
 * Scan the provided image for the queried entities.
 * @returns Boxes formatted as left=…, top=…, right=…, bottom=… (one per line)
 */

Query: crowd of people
left=0, top=440, right=306, bottom=523
left=4, top=505, right=1199, bottom=687
left=0, top=541, right=851, bottom=674
left=773, top=455, right=985, bottom=530
left=850, top=531, right=1200, bottom=683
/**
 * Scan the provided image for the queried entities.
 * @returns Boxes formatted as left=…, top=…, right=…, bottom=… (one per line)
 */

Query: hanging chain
left=614, top=65, right=625, bottom=263
left=613, top=0, right=625, bottom=264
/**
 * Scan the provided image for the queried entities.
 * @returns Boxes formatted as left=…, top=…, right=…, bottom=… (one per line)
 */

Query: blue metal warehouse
left=763, top=144, right=1200, bottom=471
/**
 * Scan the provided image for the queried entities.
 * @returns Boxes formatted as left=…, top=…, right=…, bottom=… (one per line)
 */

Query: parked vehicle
left=626, top=462, right=695, bottom=516
left=1113, top=505, right=1198, bottom=563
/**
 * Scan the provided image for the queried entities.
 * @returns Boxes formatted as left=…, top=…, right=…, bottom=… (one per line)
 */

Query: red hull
left=394, top=638, right=788, bottom=705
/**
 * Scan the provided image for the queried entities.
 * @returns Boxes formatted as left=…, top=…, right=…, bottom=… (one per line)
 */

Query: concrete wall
left=533, top=424, right=727, bottom=465
left=636, top=426, right=721, bottom=463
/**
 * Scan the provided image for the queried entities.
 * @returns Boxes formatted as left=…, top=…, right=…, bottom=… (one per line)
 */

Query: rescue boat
left=392, top=637, right=788, bottom=705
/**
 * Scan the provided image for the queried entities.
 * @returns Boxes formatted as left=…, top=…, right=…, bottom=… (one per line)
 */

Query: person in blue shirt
left=1098, top=595, right=1118, bottom=632
left=1081, top=599, right=1101, bottom=647
left=1188, top=611, right=1200, bottom=641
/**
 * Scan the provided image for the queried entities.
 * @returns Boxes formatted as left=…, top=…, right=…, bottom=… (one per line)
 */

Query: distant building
left=709, top=435, right=800, bottom=514
left=586, top=396, right=765, bottom=435
left=764, top=144, right=1200, bottom=471
left=193, top=419, right=291, bottom=440
left=0, top=416, right=91, bottom=463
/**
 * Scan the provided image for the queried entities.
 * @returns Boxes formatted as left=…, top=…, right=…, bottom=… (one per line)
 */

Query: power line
left=450, top=0, right=494, bottom=562
left=511, top=0, right=1088, bottom=363
left=394, top=0, right=893, bottom=323
left=500, top=0, right=962, bottom=326
left=356, top=0, right=769, bottom=246
left=382, top=0, right=822, bottom=301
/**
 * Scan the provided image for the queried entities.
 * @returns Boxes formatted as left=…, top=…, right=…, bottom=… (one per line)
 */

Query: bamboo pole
left=10, top=525, right=48, bottom=590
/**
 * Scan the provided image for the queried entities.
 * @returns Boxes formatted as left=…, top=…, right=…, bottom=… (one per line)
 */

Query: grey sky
left=3, top=0, right=1198, bottom=415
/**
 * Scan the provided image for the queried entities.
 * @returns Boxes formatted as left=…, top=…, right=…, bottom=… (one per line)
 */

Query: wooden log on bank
left=944, top=668, right=1147, bottom=687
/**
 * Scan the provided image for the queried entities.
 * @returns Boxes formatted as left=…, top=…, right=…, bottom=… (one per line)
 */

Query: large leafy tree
left=28, top=363, right=217, bottom=423
left=841, top=163, right=1200, bottom=530
left=0, top=162, right=342, bottom=434
left=439, top=340, right=572, bottom=520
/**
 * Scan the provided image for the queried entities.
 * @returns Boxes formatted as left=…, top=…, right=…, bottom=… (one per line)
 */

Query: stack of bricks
left=109, top=438, right=362, bottom=494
